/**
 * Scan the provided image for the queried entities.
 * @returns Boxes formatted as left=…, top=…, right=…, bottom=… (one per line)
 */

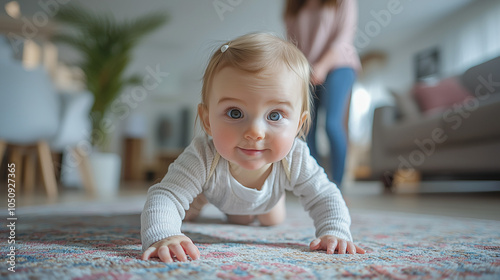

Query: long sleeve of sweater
left=140, top=137, right=214, bottom=252
left=286, top=140, right=352, bottom=241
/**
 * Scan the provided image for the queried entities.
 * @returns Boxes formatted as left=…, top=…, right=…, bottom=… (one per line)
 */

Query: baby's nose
left=244, top=119, right=265, bottom=141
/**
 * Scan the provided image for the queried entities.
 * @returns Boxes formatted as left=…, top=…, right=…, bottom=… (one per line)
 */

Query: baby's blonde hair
left=200, top=32, right=312, bottom=140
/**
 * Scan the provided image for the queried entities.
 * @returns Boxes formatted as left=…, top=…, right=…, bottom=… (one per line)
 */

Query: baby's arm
left=287, top=140, right=364, bottom=254
left=141, top=137, right=213, bottom=261
left=142, top=235, right=200, bottom=262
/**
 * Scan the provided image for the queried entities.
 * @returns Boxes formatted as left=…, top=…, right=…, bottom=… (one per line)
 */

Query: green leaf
left=53, top=4, right=168, bottom=150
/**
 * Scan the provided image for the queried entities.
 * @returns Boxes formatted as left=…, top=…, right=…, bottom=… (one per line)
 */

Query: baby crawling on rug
left=141, top=33, right=365, bottom=262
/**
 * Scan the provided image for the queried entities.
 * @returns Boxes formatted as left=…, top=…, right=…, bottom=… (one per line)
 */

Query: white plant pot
left=89, top=152, right=121, bottom=198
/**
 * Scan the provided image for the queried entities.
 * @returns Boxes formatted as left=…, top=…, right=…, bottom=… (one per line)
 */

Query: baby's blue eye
left=268, top=111, right=283, bottom=121
left=227, top=109, right=243, bottom=119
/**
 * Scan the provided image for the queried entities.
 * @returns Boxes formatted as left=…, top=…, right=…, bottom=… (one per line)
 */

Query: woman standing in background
left=284, top=0, right=361, bottom=187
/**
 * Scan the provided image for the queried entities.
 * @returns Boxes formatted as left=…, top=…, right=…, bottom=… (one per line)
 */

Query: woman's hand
left=311, top=62, right=329, bottom=85
left=310, top=235, right=366, bottom=254
left=142, top=235, right=200, bottom=262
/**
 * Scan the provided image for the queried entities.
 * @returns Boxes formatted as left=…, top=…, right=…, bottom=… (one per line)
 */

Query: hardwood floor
left=342, top=181, right=500, bottom=221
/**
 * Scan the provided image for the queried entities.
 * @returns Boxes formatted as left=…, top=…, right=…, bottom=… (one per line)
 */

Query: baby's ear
left=198, top=103, right=212, bottom=136
left=297, top=111, right=308, bottom=134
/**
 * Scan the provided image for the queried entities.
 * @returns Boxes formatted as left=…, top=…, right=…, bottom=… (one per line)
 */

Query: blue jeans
left=306, top=67, right=356, bottom=187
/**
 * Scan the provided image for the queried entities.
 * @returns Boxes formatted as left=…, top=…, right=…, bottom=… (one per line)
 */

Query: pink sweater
left=285, top=0, right=361, bottom=73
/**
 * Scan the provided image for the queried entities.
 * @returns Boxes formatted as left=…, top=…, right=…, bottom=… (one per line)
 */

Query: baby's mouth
left=238, top=148, right=265, bottom=156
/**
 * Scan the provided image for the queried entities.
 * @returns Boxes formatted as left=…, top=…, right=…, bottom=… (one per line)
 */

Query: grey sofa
left=370, top=55, right=500, bottom=185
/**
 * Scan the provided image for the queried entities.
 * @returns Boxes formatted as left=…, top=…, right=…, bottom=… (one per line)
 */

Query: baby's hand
left=309, top=235, right=366, bottom=254
left=142, top=235, right=200, bottom=262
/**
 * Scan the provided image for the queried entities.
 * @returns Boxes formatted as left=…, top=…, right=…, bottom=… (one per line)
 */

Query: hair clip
left=221, top=44, right=229, bottom=53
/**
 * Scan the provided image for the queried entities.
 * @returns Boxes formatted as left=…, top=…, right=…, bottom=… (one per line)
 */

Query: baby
left=141, top=33, right=365, bottom=262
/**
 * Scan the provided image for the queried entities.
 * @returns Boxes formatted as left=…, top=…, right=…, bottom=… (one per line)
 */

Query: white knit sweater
left=141, top=136, right=352, bottom=251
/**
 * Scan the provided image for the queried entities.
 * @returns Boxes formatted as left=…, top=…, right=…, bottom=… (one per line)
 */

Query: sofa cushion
left=412, top=77, right=472, bottom=115
left=443, top=93, right=500, bottom=144
left=389, top=89, right=421, bottom=121
left=384, top=114, right=444, bottom=153
left=460, top=55, right=500, bottom=96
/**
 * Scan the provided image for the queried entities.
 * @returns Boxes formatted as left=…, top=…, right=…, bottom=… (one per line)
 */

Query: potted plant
left=54, top=5, right=168, bottom=196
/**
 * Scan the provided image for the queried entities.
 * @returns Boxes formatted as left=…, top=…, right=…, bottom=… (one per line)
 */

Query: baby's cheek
left=213, top=136, right=234, bottom=158
left=272, top=133, right=296, bottom=159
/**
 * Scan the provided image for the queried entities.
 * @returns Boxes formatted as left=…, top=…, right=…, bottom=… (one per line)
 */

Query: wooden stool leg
left=72, top=147, right=96, bottom=196
left=9, top=146, right=23, bottom=193
left=23, top=151, right=36, bottom=195
left=0, top=140, right=6, bottom=166
left=36, top=141, right=58, bottom=199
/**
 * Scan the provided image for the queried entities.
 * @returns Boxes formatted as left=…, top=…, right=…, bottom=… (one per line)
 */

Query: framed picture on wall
left=414, top=47, right=440, bottom=82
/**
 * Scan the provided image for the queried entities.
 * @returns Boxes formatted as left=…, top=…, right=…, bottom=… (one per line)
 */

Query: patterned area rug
left=1, top=202, right=500, bottom=280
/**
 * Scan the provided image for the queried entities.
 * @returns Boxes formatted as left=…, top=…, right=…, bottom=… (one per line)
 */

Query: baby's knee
left=258, top=212, right=286, bottom=227
left=258, top=195, right=286, bottom=226
left=259, top=218, right=283, bottom=227
left=226, top=214, right=255, bottom=225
